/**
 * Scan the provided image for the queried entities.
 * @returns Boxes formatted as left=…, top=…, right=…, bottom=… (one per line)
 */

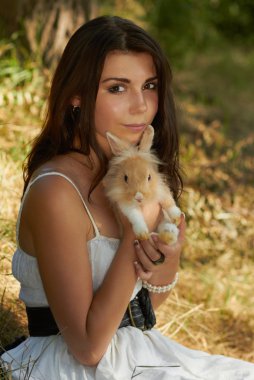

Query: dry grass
left=156, top=101, right=254, bottom=363
left=0, top=120, right=39, bottom=351
left=0, top=152, right=27, bottom=351
left=0, top=98, right=253, bottom=370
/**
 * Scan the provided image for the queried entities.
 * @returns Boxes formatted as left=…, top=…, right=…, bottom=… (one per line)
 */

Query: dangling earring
left=72, top=105, right=80, bottom=116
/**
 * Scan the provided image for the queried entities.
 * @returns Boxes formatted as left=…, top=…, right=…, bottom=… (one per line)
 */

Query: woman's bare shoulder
left=29, top=153, right=93, bottom=194
left=19, top=155, right=94, bottom=257
left=23, top=154, right=92, bottom=226
left=31, top=154, right=87, bottom=178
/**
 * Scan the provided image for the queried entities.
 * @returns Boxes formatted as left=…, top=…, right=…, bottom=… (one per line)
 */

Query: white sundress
left=1, top=172, right=254, bottom=380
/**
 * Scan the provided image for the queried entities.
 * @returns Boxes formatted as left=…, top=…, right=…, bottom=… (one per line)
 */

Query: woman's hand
left=133, top=213, right=186, bottom=284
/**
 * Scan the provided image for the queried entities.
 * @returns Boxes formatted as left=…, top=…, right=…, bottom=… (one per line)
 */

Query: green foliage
left=0, top=34, right=47, bottom=117
left=210, top=0, right=254, bottom=45
left=139, top=0, right=254, bottom=64
left=139, top=0, right=216, bottom=64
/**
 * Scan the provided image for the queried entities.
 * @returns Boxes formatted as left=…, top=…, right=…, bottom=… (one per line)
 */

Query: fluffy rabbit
left=103, top=125, right=181, bottom=244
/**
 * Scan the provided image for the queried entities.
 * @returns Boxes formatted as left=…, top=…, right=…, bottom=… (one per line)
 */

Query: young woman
left=1, top=16, right=254, bottom=380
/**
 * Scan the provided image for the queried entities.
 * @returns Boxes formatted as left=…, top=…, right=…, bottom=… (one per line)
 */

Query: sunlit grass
left=1, top=106, right=253, bottom=364
left=157, top=82, right=254, bottom=361
left=0, top=42, right=254, bottom=377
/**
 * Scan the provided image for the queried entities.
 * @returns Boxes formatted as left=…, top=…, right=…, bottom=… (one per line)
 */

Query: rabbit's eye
left=148, top=174, right=151, bottom=181
left=124, top=175, right=128, bottom=183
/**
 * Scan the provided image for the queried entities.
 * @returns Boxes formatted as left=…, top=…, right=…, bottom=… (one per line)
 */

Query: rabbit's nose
left=135, top=192, right=143, bottom=202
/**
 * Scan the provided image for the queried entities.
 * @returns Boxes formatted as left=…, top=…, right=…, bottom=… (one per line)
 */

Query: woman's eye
left=143, top=82, right=157, bottom=90
left=124, top=175, right=128, bottom=183
left=108, top=85, right=125, bottom=93
left=148, top=174, right=151, bottom=181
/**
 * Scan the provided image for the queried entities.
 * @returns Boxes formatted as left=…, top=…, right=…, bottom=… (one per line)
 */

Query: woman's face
left=94, top=51, right=158, bottom=155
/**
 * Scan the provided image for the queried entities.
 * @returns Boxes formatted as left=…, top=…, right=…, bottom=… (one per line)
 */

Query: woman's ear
left=71, top=96, right=81, bottom=107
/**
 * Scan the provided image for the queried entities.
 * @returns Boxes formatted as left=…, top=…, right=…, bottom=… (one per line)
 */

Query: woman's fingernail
left=151, top=234, right=158, bottom=242
left=134, top=240, right=140, bottom=247
left=181, top=212, right=186, bottom=220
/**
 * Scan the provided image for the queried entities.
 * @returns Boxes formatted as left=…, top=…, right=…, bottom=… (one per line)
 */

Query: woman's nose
left=129, top=91, right=147, bottom=114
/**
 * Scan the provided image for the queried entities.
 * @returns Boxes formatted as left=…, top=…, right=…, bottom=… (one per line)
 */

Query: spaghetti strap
left=16, top=171, right=100, bottom=246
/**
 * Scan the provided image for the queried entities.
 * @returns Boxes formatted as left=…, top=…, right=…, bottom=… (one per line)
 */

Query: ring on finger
left=152, top=250, right=165, bottom=265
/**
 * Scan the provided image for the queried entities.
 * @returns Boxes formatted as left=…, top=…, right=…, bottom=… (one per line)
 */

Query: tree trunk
left=0, top=0, right=98, bottom=68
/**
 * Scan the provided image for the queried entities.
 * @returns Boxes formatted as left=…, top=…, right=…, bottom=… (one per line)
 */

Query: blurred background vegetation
left=0, top=0, right=254, bottom=367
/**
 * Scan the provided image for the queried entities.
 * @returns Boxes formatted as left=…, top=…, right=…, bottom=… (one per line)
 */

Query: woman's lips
left=123, top=123, right=146, bottom=132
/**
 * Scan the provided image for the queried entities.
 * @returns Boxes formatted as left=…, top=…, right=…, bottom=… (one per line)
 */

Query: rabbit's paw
left=167, top=206, right=181, bottom=225
left=136, top=231, right=150, bottom=240
left=133, top=223, right=149, bottom=241
left=158, top=223, right=179, bottom=245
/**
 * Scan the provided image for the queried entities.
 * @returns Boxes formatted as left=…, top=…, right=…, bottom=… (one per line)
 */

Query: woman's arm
left=25, top=176, right=140, bottom=366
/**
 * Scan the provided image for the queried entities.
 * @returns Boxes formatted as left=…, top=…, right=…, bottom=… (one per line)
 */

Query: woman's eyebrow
left=144, top=76, right=158, bottom=83
left=101, top=76, right=158, bottom=84
left=101, top=77, right=130, bottom=83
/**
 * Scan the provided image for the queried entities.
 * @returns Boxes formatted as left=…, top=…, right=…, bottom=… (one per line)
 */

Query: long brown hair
left=24, top=16, right=183, bottom=200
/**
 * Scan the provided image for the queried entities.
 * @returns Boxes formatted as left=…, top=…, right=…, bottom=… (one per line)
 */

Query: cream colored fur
left=103, top=125, right=181, bottom=243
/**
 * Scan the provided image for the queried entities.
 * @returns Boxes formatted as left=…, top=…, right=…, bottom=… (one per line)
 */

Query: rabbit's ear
left=106, top=132, right=130, bottom=155
left=138, top=125, right=154, bottom=152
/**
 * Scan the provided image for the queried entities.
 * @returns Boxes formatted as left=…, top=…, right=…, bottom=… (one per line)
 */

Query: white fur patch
left=167, top=206, right=181, bottom=224
left=169, top=206, right=181, bottom=219
left=119, top=204, right=148, bottom=237
left=158, top=222, right=178, bottom=235
left=133, top=222, right=149, bottom=237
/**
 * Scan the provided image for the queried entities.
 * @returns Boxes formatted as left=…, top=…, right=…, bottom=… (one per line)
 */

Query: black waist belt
left=26, top=307, right=59, bottom=336
left=26, top=288, right=156, bottom=336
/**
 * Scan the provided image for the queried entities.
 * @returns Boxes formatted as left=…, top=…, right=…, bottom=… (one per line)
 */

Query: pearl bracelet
left=142, top=272, right=179, bottom=293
